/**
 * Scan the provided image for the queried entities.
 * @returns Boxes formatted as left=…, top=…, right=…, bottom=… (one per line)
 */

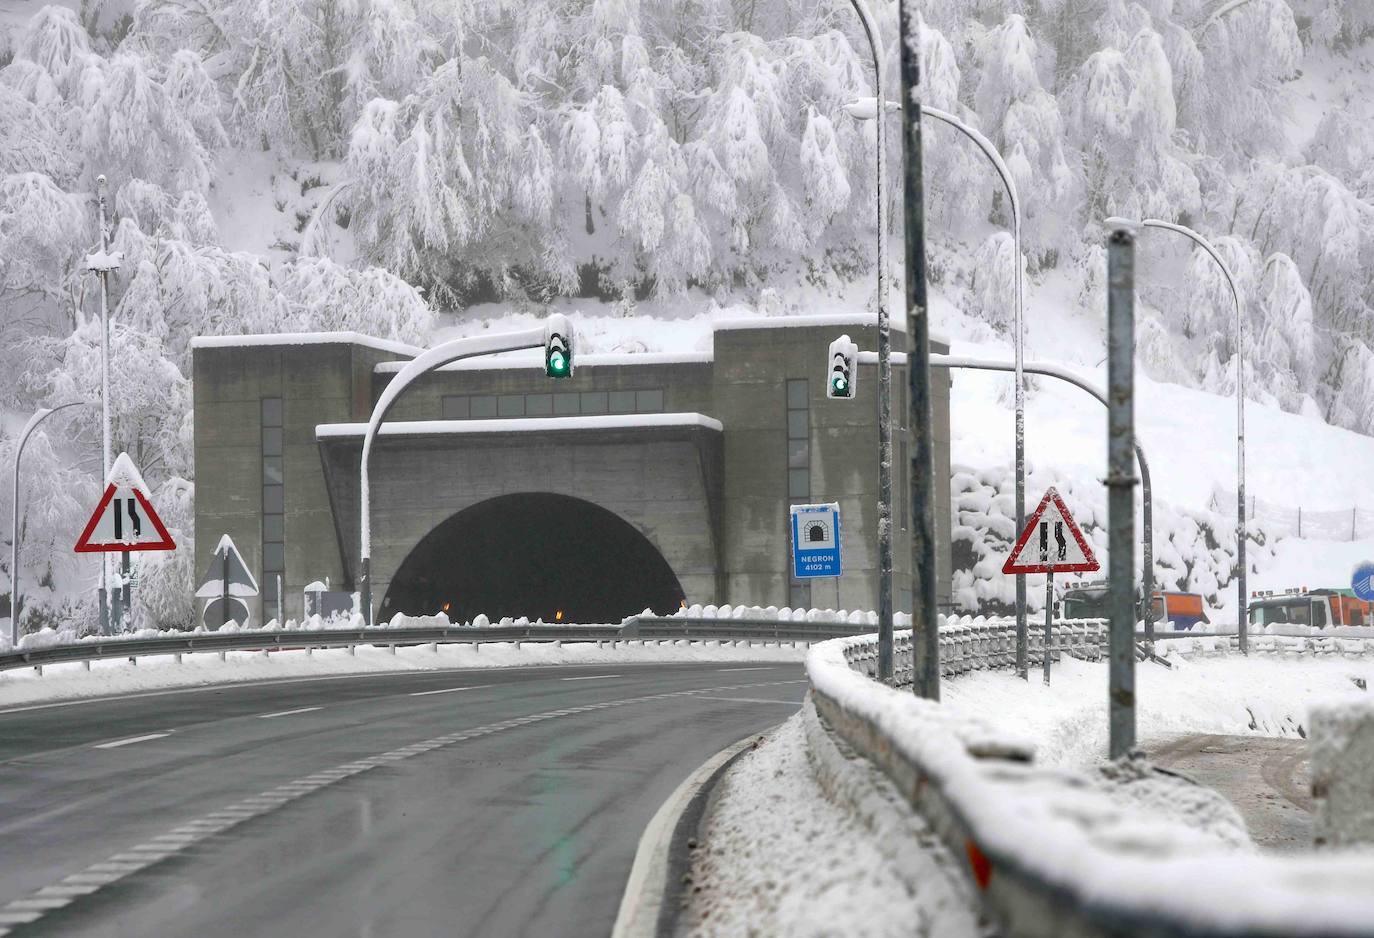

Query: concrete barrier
left=1311, top=698, right=1374, bottom=849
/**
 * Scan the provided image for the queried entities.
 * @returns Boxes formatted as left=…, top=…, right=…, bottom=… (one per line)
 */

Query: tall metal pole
left=1106, top=228, right=1138, bottom=759
left=844, top=0, right=893, bottom=684
left=911, top=106, right=1027, bottom=676
left=897, top=0, right=938, bottom=699
left=1108, top=217, right=1243, bottom=649
left=9, top=402, right=90, bottom=647
left=95, top=175, right=114, bottom=634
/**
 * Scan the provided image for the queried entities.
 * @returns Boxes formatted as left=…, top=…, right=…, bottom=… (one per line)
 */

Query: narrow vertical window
left=786, top=379, right=811, bottom=610
left=261, top=398, right=285, bottom=623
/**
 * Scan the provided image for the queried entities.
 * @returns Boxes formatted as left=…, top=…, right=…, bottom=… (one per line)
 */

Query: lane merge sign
left=74, top=452, right=175, bottom=553
left=1003, top=487, right=1099, bottom=575
left=791, top=503, right=841, bottom=579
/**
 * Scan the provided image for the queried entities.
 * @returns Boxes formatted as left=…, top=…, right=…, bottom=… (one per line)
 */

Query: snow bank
left=682, top=703, right=980, bottom=938
left=805, top=633, right=1374, bottom=937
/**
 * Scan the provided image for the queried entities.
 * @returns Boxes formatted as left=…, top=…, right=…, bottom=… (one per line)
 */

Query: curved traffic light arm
left=359, top=325, right=549, bottom=624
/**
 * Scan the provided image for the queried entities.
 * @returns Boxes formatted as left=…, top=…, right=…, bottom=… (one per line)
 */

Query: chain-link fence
left=1210, top=488, right=1374, bottom=541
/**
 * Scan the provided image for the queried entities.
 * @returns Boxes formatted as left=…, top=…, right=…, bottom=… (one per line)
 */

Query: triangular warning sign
left=1003, top=487, right=1099, bottom=575
left=74, top=453, right=176, bottom=553
left=195, top=534, right=259, bottom=598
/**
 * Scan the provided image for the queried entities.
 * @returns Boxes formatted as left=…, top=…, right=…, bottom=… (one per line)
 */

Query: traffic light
left=544, top=313, right=573, bottom=378
left=827, top=335, right=858, bottom=399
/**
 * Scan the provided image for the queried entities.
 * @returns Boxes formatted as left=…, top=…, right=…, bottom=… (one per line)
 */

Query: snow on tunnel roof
left=373, top=350, right=714, bottom=374
left=190, top=332, right=423, bottom=357
left=315, top=413, right=725, bottom=440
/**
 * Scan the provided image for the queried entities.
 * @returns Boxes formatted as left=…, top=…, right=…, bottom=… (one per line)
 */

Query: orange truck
left=1060, top=581, right=1210, bottom=630
left=1248, top=588, right=1374, bottom=628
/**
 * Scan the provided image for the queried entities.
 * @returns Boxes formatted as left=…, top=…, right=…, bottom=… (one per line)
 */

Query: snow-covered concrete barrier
left=806, top=627, right=1374, bottom=938
left=1312, top=698, right=1374, bottom=849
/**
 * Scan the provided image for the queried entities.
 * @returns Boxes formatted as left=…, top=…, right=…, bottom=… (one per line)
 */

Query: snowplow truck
left=1248, top=588, right=1373, bottom=628
left=1059, top=581, right=1209, bottom=631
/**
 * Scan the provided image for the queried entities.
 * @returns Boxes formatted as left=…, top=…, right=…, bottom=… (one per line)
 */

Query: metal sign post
left=1004, top=487, right=1099, bottom=686
left=1107, top=228, right=1139, bottom=760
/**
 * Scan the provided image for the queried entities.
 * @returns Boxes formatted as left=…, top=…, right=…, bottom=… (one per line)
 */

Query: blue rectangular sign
left=791, top=503, right=841, bottom=579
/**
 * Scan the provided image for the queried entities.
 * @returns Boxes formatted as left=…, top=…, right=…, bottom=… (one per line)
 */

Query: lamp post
left=1106, top=216, right=1246, bottom=652
left=10, top=402, right=92, bottom=647
left=836, top=0, right=894, bottom=683
left=845, top=97, right=1028, bottom=677
left=85, top=175, right=121, bottom=634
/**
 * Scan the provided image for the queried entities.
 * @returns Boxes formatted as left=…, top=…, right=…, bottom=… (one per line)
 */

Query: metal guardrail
left=810, top=627, right=1374, bottom=938
left=843, top=618, right=1108, bottom=684
left=617, top=616, right=870, bottom=642
left=0, top=624, right=625, bottom=674
left=0, top=616, right=854, bottom=675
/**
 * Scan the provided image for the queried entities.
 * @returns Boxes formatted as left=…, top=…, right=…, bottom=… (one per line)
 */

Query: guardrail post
left=1107, top=228, right=1138, bottom=760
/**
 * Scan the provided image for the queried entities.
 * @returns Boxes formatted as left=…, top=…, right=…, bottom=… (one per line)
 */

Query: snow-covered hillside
left=2, top=0, right=1373, bottom=629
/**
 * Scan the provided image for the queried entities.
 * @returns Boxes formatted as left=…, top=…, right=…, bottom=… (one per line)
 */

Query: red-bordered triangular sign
left=74, top=453, right=176, bottom=553
left=1002, top=487, right=1099, bottom=575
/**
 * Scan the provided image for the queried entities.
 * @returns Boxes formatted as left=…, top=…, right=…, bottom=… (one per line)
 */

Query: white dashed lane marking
left=256, top=706, right=323, bottom=719
left=409, top=685, right=491, bottom=697
left=92, top=733, right=170, bottom=750
left=0, top=679, right=802, bottom=935
left=559, top=674, right=620, bottom=681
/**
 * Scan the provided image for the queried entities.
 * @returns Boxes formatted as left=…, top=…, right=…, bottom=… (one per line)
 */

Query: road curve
left=0, top=661, right=805, bottom=937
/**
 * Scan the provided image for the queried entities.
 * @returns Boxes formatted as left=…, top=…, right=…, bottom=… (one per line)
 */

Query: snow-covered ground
left=0, top=641, right=804, bottom=710
left=682, top=703, right=982, bottom=938
left=941, top=651, right=1374, bottom=769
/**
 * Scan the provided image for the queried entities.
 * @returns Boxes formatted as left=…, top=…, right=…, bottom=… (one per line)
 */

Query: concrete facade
left=191, top=316, right=952, bottom=623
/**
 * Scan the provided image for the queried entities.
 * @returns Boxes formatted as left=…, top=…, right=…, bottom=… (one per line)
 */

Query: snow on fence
left=1211, top=487, right=1374, bottom=542
left=805, top=629, right=1374, bottom=938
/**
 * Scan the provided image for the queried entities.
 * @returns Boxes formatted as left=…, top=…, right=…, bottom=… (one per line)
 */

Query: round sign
left=1353, top=562, right=1374, bottom=602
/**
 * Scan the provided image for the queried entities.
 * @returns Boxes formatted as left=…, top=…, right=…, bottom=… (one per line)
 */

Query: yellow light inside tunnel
left=555, top=609, right=564, bottom=621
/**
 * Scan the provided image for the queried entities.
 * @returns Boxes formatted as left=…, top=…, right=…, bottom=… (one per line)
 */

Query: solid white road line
left=714, top=667, right=776, bottom=672
left=560, top=674, right=620, bottom=681
left=256, top=706, right=322, bottom=719
left=409, top=684, right=491, bottom=697
left=692, top=695, right=800, bottom=706
left=92, top=733, right=170, bottom=750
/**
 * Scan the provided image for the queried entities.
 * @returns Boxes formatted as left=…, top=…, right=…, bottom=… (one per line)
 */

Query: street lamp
left=10, top=402, right=92, bottom=647
left=834, top=0, right=895, bottom=683
left=845, top=96, right=1030, bottom=678
left=1105, top=216, right=1247, bottom=653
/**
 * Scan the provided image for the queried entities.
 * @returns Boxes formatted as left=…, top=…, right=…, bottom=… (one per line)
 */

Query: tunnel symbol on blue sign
left=791, top=504, right=841, bottom=579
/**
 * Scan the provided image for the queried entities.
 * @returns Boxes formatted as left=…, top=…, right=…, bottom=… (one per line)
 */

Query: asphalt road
left=1149, top=733, right=1312, bottom=852
left=0, top=661, right=806, bottom=937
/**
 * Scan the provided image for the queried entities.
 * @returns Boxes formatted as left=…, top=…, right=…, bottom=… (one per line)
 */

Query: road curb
left=611, top=728, right=770, bottom=938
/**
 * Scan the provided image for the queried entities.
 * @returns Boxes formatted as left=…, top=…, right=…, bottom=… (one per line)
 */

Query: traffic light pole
left=358, top=325, right=554, bottom=626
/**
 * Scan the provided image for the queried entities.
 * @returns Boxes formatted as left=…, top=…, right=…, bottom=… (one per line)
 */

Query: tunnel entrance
left=379, top=493, right=685, bottom=624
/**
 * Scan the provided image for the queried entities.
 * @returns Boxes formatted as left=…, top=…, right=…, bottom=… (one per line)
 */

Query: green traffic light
left=832, top=373, right=848, bottom=395
left=547, top=349, right=569, bottom=377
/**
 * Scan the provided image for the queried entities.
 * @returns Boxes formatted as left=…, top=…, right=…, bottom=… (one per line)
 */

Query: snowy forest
left=1, top=0, right=1373, bottom=629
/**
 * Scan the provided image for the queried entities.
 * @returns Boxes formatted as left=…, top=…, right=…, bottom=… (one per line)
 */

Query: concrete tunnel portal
left=379, top=493, right=686, bottom=624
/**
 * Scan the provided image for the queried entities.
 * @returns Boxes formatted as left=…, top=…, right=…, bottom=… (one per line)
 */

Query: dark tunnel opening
left=379, top=493, right=685, bottom=624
